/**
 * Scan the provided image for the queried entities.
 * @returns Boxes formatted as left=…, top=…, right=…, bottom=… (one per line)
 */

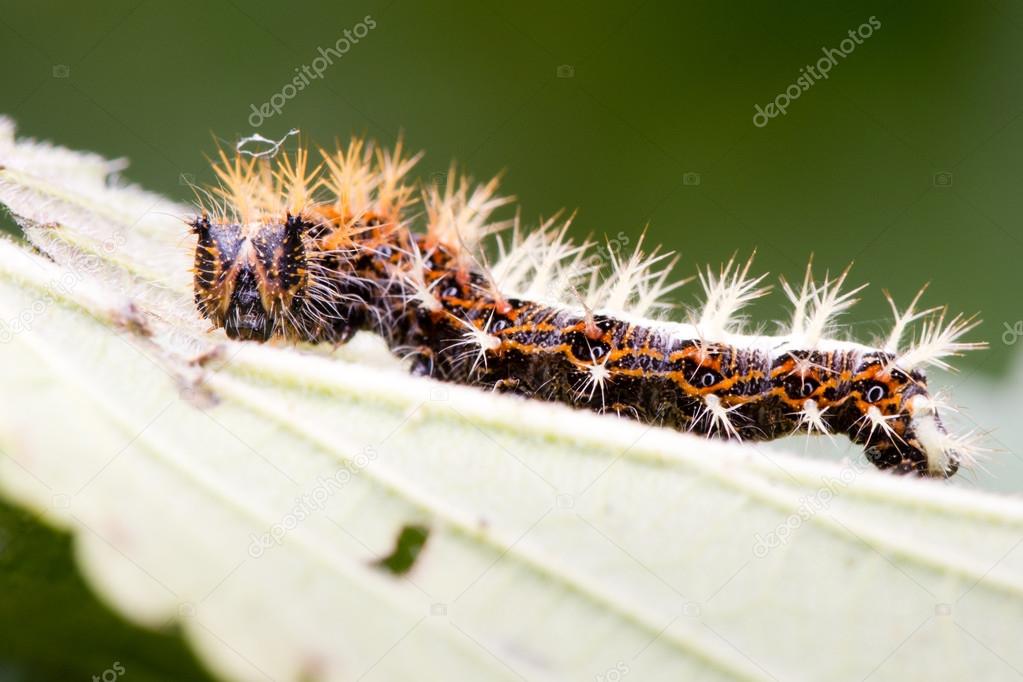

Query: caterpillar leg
left=408, top=348, right=436, bottom=377
left=491, top=378, right=521, bottom=393
left=609, top=402, right=642, bottom=420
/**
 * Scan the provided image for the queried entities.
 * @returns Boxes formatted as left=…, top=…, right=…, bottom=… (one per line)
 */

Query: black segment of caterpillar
left=189, top=138, right=985, bottom=478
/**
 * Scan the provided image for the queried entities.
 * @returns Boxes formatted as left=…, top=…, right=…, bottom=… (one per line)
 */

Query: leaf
left=2, top=117, right=1023, bottom=682
left=0, top=497, right=216, bottom=681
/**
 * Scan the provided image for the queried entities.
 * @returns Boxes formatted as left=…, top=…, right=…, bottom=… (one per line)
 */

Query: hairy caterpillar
left=189, top=137, right=985, bottom=478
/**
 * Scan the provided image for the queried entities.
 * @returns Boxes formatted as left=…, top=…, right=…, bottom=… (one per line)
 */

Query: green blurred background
left=1, top=1, right=1022, bottom=679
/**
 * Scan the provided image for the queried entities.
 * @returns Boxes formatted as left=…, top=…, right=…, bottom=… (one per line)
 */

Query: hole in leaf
left=373, top=524, right=430, bottom=576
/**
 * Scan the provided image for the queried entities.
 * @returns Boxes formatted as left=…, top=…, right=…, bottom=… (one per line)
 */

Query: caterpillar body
left=190, top=138, right=985, bottom=478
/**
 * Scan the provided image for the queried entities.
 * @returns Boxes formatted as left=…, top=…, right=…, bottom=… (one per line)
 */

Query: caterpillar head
left=191, top=214, right=309, bottom=341
left=845, top=356, right=965, bottom=478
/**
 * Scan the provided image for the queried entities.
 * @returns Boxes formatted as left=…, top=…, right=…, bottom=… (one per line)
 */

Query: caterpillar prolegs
left=189, top=138, right=986, bottom=478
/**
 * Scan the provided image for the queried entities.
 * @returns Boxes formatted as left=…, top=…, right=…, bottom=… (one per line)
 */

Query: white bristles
left=784, top=264, right=866, bottom=347
left=896, top=308, right=986, bottom=371
left=574, top=351, right=612, bottom=408
left=695, top=394, right=742, bottom=440
left=795, top=399, right=832, bottom=439
left=492, top=226, right=686, bottom=318
left=780, top=261, right=815, bottom=340
left=424, top=166, right=514, bottom=259
left=857, top=406, right=903, bottom=446
left=913, top=414, right=951, bottom=475
left=392, top=240, right=442, bottom=312
left=491, top=217, right=552, bottom=294
left=939, top=429, right=987, bottom=470
left=493, top=216, right=594, bottom=303
left=627, top=249, right=686, bottom=319
left=882, top=285, right=941, bottom=354
left=589, top=235, right=684, bottom=318
left=696, top=253, right=770, bottom=338
left=907, top=394, right=985, bottom=474
left=446, top=313, right=503, bottom=375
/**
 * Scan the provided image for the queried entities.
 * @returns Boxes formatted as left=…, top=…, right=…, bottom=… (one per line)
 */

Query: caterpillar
left=189, top=136, right=985, bottom=478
